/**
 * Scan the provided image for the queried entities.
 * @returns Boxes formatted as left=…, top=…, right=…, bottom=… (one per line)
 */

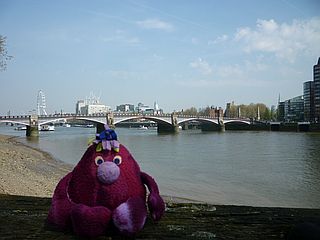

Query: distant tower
left=37, top=90, right=47, bottom=116
left=154, top=101, right=160, bottom=115
left=257, top=106, right=260, bottom=121
left=154, top=101, right=159, bottom=111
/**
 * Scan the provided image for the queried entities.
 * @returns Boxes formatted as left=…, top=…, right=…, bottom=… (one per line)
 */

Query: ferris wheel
left=37, top=90, right=48, bottom=116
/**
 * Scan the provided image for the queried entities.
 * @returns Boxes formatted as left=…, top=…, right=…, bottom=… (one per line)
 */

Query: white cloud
left=101, top=30, right=140, bottom=44
left=234, top=18, right=320, bottom=62
left=190, top=58, right=213, bottom=75
left=136, top=18, right=174, bottom=31
left=208, top=34, right=229, bottom=45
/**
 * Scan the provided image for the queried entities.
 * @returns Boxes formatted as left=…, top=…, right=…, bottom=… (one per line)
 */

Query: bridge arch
left=223, top=119, right=251, bottom=131
left=68, top=117, right=107, bottom=125
left=0, top=120, right=29, bottom=126
left=177, top=118, right=220, bottom=126
left=224, top=119, right=251, bottom=125
left=178, top=117, right=223, bottom=131
left=114, top=115, right=176, bottom=133
left=38, top=118, right=69, bottom=126
left=114, top=115, right=172, bottom=126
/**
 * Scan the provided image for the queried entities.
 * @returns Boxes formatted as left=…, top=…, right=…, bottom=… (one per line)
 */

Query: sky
left=0, top=0, right=319, bottom=115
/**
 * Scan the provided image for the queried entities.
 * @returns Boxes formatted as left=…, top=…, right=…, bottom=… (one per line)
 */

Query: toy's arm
left=141, top=172, right=165, bottom=221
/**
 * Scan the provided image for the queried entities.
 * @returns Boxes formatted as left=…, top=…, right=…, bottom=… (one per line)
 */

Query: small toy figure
left=47, top=125, right=165, bottom=237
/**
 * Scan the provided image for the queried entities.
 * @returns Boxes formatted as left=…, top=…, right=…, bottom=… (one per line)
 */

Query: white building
left=80, top=104, right=111, bottom=115
left=76, top=93, right=111, bottom=115
left=136, top=103, right=153, bottom=113
left=135, top=102, right=163, bottom=114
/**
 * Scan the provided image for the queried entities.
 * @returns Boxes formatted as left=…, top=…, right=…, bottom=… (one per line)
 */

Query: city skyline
left=0, top=0, right=320, bottom=115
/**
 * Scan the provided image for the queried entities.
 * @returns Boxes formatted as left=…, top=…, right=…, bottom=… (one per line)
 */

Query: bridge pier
left=219, top=119, right=225, bottom=132
left=26, top=115, right=39, bottom=137
left=201, top=119, right=225, bottom=132
left=157, top=124, right=180, bottom=133
left=157, top=113, right=180, bottom=133
left=106, top=112, right=115, bottom=129
left=96, top=112, right=115, bottom=133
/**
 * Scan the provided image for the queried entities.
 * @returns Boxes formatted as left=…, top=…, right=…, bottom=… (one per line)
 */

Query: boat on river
left=14, top=126, right=27, bottom=131
left=40, top=125, right=55, bottom=131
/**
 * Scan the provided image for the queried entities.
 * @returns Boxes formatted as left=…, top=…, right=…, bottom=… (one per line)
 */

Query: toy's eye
left=113, top=155, right=122, bottom=165
left=95, top=156, right=104, bottom=166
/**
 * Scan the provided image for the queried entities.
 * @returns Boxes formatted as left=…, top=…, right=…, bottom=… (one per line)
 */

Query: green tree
left=229, top=103, right=238, bottom=118
left=199, top=106, right=211, bottom=116
left=230, top=102, right=271, bottom=120
left=0, top=35, right=13, bottom=71
left=182, top=107, right=198, bottom=115
left=261, top=105, right=271, bottom=120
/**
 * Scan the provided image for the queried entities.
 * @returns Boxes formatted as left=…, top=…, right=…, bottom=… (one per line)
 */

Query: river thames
left=1, top=125, right=320, bottom=208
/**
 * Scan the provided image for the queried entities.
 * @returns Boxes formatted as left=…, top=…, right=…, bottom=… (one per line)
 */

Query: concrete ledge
left=0, top=194, right=319, bottom=239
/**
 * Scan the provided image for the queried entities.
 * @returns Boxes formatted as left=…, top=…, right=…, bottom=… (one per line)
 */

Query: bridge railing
left=0, top=115, right=31, bottom=120
left=223, top=117, right=251, bottom=121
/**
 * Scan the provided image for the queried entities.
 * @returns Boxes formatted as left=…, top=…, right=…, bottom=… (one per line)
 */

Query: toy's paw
left=112, top=197, right=147, bottom=236
left=70, top=203, right=112, bottom=237
left=46, top=173, right=73, bottom=230
left=148, top=192, right=165, bottom=221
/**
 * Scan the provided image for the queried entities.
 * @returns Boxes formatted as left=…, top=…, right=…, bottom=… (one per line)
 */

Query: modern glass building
left=284, top=96, right=304, bottom=122
left=277, top=101, right=285, bottom=122
left=303, top=81, right=314, bottom=122
left=314, top=57, right=320, bottom=122
left=116, top=104, right=135, bottom=112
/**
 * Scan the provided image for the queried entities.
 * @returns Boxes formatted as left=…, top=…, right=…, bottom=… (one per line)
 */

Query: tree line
left=179, top=103, right=277, bottom=121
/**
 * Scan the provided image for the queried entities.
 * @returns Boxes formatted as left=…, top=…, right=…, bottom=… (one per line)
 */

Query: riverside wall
left=226, top=122, right=320, bottom=132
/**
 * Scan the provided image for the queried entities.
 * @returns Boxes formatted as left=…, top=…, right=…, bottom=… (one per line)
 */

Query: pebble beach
left=0, top=134, right=72, bottom=197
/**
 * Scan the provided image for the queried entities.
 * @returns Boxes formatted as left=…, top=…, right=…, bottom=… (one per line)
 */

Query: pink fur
left=47, top=144, right=165, bottom=237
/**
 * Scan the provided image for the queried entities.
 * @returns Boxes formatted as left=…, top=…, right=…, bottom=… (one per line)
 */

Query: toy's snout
left=97, top=161, right=120, bottom=185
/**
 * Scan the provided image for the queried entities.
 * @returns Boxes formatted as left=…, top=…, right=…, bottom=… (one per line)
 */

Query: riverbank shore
left=0, top=134, right=72, bottom=197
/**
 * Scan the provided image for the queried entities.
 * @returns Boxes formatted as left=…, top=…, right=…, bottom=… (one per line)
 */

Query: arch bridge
left=0, top=113, right=251, bottom=136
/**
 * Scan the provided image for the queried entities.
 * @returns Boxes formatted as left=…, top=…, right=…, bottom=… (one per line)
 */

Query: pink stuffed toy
left=47, top=125, right=165, bottom=237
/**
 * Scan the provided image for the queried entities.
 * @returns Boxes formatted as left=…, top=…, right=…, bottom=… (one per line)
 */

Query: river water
left=1, top=125, right=320, bottom=208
